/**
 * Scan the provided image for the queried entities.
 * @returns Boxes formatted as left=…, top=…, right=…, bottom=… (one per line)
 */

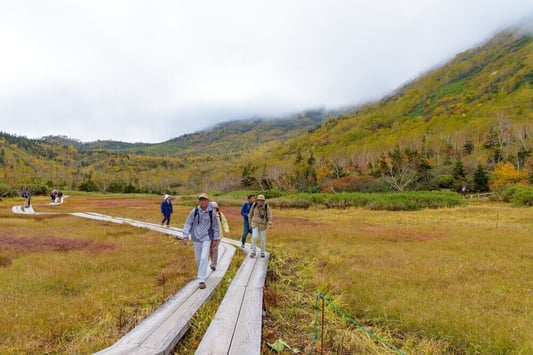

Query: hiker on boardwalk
left=248, top=194, right=272, bottom=258
left=160, top=194, right=173, bottom=228
left=209, top=201, right=230, bottom=271
left=182, top=193, right=219, bottom=289
left=21, top=187, right=32, bottom=208
left=240, top=194, right=255, bottom=248
left=50, top=190, right=57, bottom=203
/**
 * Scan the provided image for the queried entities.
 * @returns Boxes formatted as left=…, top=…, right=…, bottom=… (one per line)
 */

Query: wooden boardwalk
left=94, top=243, right=235, bottom=355
left=195, top=250, right=269, bottom=354
left=13, top=207, right=270, bottom=355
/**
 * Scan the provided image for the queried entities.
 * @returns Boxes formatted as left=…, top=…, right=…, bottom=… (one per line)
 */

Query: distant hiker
left=50, top=190, right=57, bottom=203
left=160, top=194, right=173, bottom=227
left=461, top=185, right=467, bottom=197
left=21, top=188, right=32, bottom=208
left=240, top=194, right=255, bottom=248
left=57, top=191, right=64, bottom=203
left=209, top=201, right=230, bottom=271
left=182, top=193, right=219, bottom=289
left=248, top=194, right=272, bottom=258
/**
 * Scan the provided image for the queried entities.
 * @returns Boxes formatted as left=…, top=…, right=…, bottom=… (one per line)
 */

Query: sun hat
left=164, top=194, right=169, bottom=199
left=198, top=192, right=209, bottom=200
left=257, top=194, right=265, bottom=201
left=211, top=201, right=218, bottom=208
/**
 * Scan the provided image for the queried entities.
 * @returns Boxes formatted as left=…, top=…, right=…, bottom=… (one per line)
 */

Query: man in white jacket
left=182, top=193, right=220, bottom=289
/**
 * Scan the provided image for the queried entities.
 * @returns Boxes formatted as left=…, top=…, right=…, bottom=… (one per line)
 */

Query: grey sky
left=0, top=1, right=531, bottom=143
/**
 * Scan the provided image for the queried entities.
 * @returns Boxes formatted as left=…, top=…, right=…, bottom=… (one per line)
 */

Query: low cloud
left=0, top=1, right=531, bottom=142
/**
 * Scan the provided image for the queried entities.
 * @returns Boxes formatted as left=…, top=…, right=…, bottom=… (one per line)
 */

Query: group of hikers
left=50, top=190, right=64, bottom=204
left=161, top=193, right=272, bottom=290
left=18, top=188, right=64, bottom=208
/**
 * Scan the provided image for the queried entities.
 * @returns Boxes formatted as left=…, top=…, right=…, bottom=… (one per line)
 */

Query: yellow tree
left=490, top=161, right=528, bottom=190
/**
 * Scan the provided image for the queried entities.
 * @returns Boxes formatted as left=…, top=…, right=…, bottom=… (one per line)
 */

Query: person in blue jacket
left=160, top=194, right=173, bottom=228
left=240, top=194, right=255, bottom=248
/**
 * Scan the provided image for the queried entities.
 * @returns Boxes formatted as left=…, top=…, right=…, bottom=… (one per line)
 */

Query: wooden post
left=321, top=296, right=325, bottom=355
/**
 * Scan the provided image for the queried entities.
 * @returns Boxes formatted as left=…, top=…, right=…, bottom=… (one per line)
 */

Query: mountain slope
left=2, top=26, right=532, bottom=194
left=67, top=109, right=329, bottom=157
left=256, top=27, right=532, bottom=191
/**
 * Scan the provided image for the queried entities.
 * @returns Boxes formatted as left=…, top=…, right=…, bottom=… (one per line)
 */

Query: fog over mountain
left=0, top=1, right=531, bottom=143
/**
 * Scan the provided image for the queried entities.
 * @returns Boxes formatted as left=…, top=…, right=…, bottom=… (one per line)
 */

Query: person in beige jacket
left=210, top=201, right=229, bottom=270
left=248, top=194, right=272, bottom=258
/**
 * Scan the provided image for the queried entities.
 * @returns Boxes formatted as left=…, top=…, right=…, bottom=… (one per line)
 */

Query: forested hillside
left=1, top=27, right=532, bottom=196
left=246, top=27, right=533, bottom=193
left=0, top=110, right=329, bottom=194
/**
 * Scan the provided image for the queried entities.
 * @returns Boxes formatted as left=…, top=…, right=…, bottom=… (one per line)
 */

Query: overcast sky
left=0, top=1, right=531, bottom=143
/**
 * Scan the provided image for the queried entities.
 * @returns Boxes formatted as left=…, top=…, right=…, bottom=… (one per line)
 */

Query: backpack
left=193, top=207, right=214, bottom=238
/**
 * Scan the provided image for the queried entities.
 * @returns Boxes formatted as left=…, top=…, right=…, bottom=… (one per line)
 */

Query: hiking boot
left=199, top=282, right=206, bottom=289
left=210, top=264, right=216, bottom=271
left=250, top=252, right=256, bottom=258
left=261, top=252, right=265, bottom=258
left=241, top=244, right=245, bottom=248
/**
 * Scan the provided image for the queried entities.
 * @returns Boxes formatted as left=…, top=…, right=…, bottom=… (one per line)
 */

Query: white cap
left=211, top=201, right=218, bottom=208
left=164, top=194, right=170, bottom=199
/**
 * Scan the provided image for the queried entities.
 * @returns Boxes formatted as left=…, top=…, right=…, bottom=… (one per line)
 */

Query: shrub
left=79, top=179, right=99, bottom=192
left=269, top=191, right=464, bottom=210
left=512, top=189, right=533, bottom=206
left=268, top=198, right=311, bottom=209
left=500, top=185, right=524, bottom=202
left=18, top=183, right=50, bottom=196
left=434, top=174, right=455, bottom=189
left=107, top=181, right=125, bottom=193
left=258, top=189, right=286, bottom=199
left=0, top=184, right=19, bottom=198
left=320, top=176, right=390, bottom=193
left=502, top=185, right=533, bottom=206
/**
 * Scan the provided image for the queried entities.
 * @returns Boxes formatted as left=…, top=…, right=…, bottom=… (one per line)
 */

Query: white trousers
left=193, top=240, right=211, bottom=283
left=251, top=227, right=266, bottom=254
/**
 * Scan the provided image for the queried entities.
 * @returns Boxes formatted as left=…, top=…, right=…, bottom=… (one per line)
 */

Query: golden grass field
left=1, top=193, right=532, bottom=354
left=262, top=201, right=533, bottom=354
left=0, top=194, right=197, bottom=353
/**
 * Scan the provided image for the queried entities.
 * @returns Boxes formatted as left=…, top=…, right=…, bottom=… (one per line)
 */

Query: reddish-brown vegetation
left=0, top=234, right=116, bottom=253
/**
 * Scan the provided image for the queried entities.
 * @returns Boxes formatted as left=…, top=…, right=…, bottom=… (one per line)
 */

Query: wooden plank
left=12, top=205, right=35, bottom=214
left=247, top=253, right=269, bottom=288
left=112, top=281, right=200, bottom=346
left=232, top=256, right=258, bottom=287
left=95, top=243, right=236, bottom=354
left=229, top=287, right=264, bottom=355
left=72, top=213, right=184, bottom=238
left=194, top=284, right=246, bottom=354
left=228, top=253, right=269, bottom=354
left=195, top=251, right=270, bottom=354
